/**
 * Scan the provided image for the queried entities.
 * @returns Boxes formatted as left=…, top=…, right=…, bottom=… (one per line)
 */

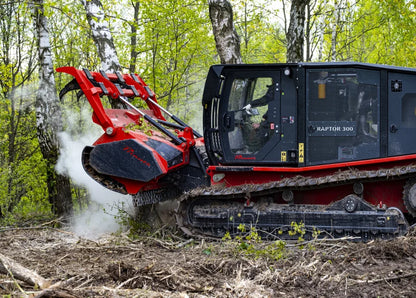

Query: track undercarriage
left=176, top=163, right=416, bottom=241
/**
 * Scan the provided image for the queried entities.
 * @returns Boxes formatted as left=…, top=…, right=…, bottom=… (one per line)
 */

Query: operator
left=242, top=83, right=274, bottom=114
left=241, top=83, right=275, bottom=152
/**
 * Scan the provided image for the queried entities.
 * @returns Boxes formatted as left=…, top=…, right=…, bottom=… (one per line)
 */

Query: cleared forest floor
left=0, top=227, right=415, bottom=297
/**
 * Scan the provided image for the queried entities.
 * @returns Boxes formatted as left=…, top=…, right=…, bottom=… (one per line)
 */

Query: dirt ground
left=0, top=226, right=415, bottom=298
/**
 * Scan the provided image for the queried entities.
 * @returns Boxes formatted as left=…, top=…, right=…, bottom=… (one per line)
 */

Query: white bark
left=286, top=0, right=309, bottom=62
left=81, top=0, right=120, bottom=72
left=208, top=0, right=242, bottom=64
left=33, top=0, right=73, bottom=217
left=33, top=0, right=62, bottom=151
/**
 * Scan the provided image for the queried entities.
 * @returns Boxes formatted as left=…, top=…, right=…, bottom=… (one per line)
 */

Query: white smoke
left=56, top=105, right=133, bottom=239
left=17, top=84, right=37, bottom=108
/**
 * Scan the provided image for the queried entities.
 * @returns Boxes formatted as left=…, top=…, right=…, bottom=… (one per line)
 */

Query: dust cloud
left=56, top=106, right=133, bottom=239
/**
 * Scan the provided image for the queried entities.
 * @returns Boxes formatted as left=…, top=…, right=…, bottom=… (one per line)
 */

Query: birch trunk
left=33, top=0, right=73, bottom=219
left=81, top=0, right=124, bottom=108
left=286, top=0, right=309, bottom=62
left=208, top=0, right=242, bottom=64
left=81, top=0, right=120, bottom=72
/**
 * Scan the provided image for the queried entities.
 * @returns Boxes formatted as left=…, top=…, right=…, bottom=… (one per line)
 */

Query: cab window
left=227, top=77, right=274, bottom=154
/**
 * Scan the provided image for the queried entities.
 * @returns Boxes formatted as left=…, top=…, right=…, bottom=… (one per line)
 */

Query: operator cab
left=202, top=63, right=416, bottom=167
left=202, top=65, right=298, bottom=165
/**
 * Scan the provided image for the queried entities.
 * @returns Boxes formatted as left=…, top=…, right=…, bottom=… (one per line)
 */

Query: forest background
left=0, top=0, right=415, bottom=230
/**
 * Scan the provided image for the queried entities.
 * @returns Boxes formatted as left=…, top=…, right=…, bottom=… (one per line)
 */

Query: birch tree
left=33, top=0, right=73, bottom=219
left=317, top=0, right=328, bottom=61
left=286, top=0, right=309, bottom=62
left=208, top=0, right=242, bottom=64
left=81, top=0, right=120, bottom=72
left=81, top=0, right=123, bottom=108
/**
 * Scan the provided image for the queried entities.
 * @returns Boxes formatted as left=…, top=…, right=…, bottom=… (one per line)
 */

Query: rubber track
left=176, top=164, right=416, bottom=239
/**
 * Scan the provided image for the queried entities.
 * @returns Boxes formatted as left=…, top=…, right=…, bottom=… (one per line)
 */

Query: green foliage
left=360, top=0, right=416, bottom=67
left=202, top=244, right=215, bottom=256
left=0, top=0, right=51, bottom=221
left=113, top=204, right=153, bottom=239
left=288, top=221, right=306, bottom=242
left=232, top=0, right=286, bottom=63
left=48, top=0, right=101, bottom=87
left=221, top=222, right=321, bottom=261
left=222, top=224, right=288, bottom=261
left=0, top=1, right=74, bottom=223
left=308, top=0, right=416, bottom=67
left=0, top=149, right=52, bottom=225
left=123, top=119, right=153, bottom=136
left=131, top=0, right=217, bottom=125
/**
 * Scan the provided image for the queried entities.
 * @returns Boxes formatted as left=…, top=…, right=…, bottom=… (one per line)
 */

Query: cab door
left=219, top=69, right=283, bottom=163
left=388, top=72, right=416, bottom=156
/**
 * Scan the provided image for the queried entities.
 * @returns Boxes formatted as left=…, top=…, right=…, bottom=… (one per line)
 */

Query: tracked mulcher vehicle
left=58, top=63, right=416, bottom=240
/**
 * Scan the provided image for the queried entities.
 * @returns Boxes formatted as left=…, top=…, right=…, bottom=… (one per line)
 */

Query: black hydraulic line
left=157, top=119, right=186, bottom=130
left=118, top=96, right=183, bottom=145
left=143, top=114, right=183, bottom=145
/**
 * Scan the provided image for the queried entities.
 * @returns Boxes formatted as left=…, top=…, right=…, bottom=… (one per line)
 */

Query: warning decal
left=281, top=151, right=287, bottom=162
left=299, top=143, right=304, bottom=163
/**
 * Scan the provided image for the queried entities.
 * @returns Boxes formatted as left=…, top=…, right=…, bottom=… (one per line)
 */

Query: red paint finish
left=56, top=66, right=166, bottom=134
left=57, top=67, right=200, bottom=195
left=207, top=156, right=415, bottom=213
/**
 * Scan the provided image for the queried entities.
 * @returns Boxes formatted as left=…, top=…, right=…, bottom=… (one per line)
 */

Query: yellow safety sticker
left=299, top=143, right=304, bottom=163
left=281, top=151, right=287, bottom=162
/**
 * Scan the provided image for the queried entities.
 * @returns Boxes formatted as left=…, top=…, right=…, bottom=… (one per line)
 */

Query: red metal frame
left=57, top=67, right=167, bottom=129
left=208, top=154, right=416, bottom=181
left=57, top=67, right=197, bottom=194
left=207, top=155, right=416, bottom=212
